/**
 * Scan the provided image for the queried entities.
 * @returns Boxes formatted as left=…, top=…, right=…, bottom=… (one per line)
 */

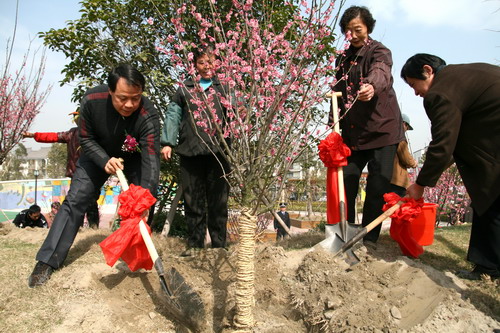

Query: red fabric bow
left=100, top=184, right=157, bottom=271
left=382, top=192, right=424, bottom=224
left=383, top=192, right=425, bottom=258
left=318, top=131, right=351, bottom=168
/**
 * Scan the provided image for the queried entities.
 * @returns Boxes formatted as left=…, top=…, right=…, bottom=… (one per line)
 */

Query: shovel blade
left=317, top=223, right=361, bottom=261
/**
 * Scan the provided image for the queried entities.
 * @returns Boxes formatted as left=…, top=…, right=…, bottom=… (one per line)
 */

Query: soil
left=1, top=222, right=499, bottom=333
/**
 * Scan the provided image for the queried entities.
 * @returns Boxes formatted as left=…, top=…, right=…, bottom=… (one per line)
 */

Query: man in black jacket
left=274, top=203, right=291, bottom=241
left=28, top=64, right=160, bottom=287
left=12, top=205, right=48, bottom=229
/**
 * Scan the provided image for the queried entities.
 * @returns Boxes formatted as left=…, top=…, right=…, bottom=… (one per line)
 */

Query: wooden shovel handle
left=329, top=92, right=346, bottom=223
left=365, top=200, right=404, bottom=233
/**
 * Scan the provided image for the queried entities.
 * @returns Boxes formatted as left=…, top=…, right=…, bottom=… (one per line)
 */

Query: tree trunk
left=233, top=208, right=256, bottom=331
left=305, top=167, right=313, bottom=218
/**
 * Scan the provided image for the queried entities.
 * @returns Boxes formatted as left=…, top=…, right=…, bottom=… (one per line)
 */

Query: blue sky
left=1, top=0, right=499, bottom=154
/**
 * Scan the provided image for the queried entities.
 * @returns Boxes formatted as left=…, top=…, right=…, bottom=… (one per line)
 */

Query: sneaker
left=28, top=262, right=54, bottom=288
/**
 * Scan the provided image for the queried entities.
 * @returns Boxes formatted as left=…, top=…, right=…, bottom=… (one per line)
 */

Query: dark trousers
left=36, top=156, right=153, bottom=269
left=180, top=154, right=229, bottom=249
left=276, top=228, right=289, bottom=241
left=390, top=184, right=407, bottom=198
left=86, top=201, right=100, bottom=228
left=468, top=195, right=500, bottom=271
left=343, top=145, right=397, bottom=242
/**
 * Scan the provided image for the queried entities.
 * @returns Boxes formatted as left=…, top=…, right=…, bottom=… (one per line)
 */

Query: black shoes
left=456, top=265, right=500, bottom=281
left=28, top=261, right=54, bottom=288
left=180, top=248, right=202, bottom=257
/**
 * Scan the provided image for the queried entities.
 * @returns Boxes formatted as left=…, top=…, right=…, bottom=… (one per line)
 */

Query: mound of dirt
left=1, top=223, right=498, bottom=333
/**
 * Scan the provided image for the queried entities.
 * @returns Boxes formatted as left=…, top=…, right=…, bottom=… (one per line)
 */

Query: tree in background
left=39, top=0, right=332, bottom=233
left=0, top=143, right=27, bottom=180
left=0, top=1, right=50, bottom=166
left=46, top=143, right=68, bottom=178
left=39, top=0, right=218, bottom=118
left=422, top=162, right=471, bottom=225
left=162, top=0, right=342, bottom=328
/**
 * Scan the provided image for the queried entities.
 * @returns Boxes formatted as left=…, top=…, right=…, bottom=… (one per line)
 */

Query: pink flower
left=122, top=134, right=141, bottom=153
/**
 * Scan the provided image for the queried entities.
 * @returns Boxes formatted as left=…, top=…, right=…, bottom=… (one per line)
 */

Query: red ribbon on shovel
left=100, top=183, right=157, bottom=271
left=318, top=125, right=351, bottom=225
left=383, top=192, right=424, bottom=258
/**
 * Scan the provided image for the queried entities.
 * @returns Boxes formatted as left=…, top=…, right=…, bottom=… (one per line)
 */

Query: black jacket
left=13, top=210, right=48, bottom=228
left=274, top=211, right=291, bottom=230
left=416, top=63, right=500, bottom=215
left=78, top=85, right=160, bottom=192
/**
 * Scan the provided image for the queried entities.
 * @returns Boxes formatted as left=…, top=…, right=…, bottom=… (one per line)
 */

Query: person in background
left=390, top=114, right=418, bottom=197
left=12, top=204, right=48, bottom=228
left=27, top=64, right=160, bottom=288
left=46, top=202, right=61, bottom=228
left=401, top=53, right=500, bottom=280
left=161, top=45, right=230, bottom=257
left=274, top=202, right=291, bottom=241
left=333, top=6, right=403, bottom=247
left=23, top=112, right=100, bottom=229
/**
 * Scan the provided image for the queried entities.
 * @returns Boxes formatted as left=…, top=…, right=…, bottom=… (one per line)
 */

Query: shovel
left=115, top=169, right=205, bottom=332
left=327, top=200, right=405, bottom=265
left=317, top=91, right=358, bottom=258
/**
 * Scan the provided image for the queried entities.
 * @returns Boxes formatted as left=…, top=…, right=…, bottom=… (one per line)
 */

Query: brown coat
left=334, top=38, right=403, bottom=150
left=416, top=63, right=500, bottom=215
left=391, top=140, right=417, bottom=188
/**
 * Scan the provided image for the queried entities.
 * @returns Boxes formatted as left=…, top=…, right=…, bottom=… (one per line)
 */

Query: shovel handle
left=115, top=168, right=159, bottom=263
left=365, top=200, right=404, bottom=233
left=115, top=167, right=129, bottom=191
left=331, top=92, right=347, bottom=224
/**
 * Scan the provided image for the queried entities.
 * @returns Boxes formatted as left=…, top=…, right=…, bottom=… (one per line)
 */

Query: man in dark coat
left=401, top=53, right=500, bottom=280
left=28, top=64, right=160, bottom=287
left=12, top=205, right=48, bottom=228
left=274, top=203, right=291, bottom=241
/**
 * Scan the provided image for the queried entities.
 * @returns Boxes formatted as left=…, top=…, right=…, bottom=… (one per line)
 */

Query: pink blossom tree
left=422, top=163, right=471, bottom=225
left=0, top=17, right=50, bottom=166
left=0, top=3, right=50, bottom=165
left=158, top=0, right=345, bottom=329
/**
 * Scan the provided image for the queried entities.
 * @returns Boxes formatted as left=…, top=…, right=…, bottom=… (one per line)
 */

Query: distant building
left=0, top=145, right=51, bottom=178
left=24, top=146, right=51, bottom=178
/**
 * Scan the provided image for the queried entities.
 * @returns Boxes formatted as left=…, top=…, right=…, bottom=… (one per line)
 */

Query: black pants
left=468, top=194, right=500, bottom=271
left=390, top=184, right=407, bottom=198
left=343, top=145, right=397, bottom=242
left=86, top=201, right=100, bottom=228
left=180, top=154, right=229, bottom=248
left=276, top=228, right=289, bottom=241
left=36, top=156, right=155, bottom=269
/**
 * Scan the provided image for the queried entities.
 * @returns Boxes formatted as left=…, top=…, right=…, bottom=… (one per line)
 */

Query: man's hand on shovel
left=104, top=157, right=124, bottom=175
